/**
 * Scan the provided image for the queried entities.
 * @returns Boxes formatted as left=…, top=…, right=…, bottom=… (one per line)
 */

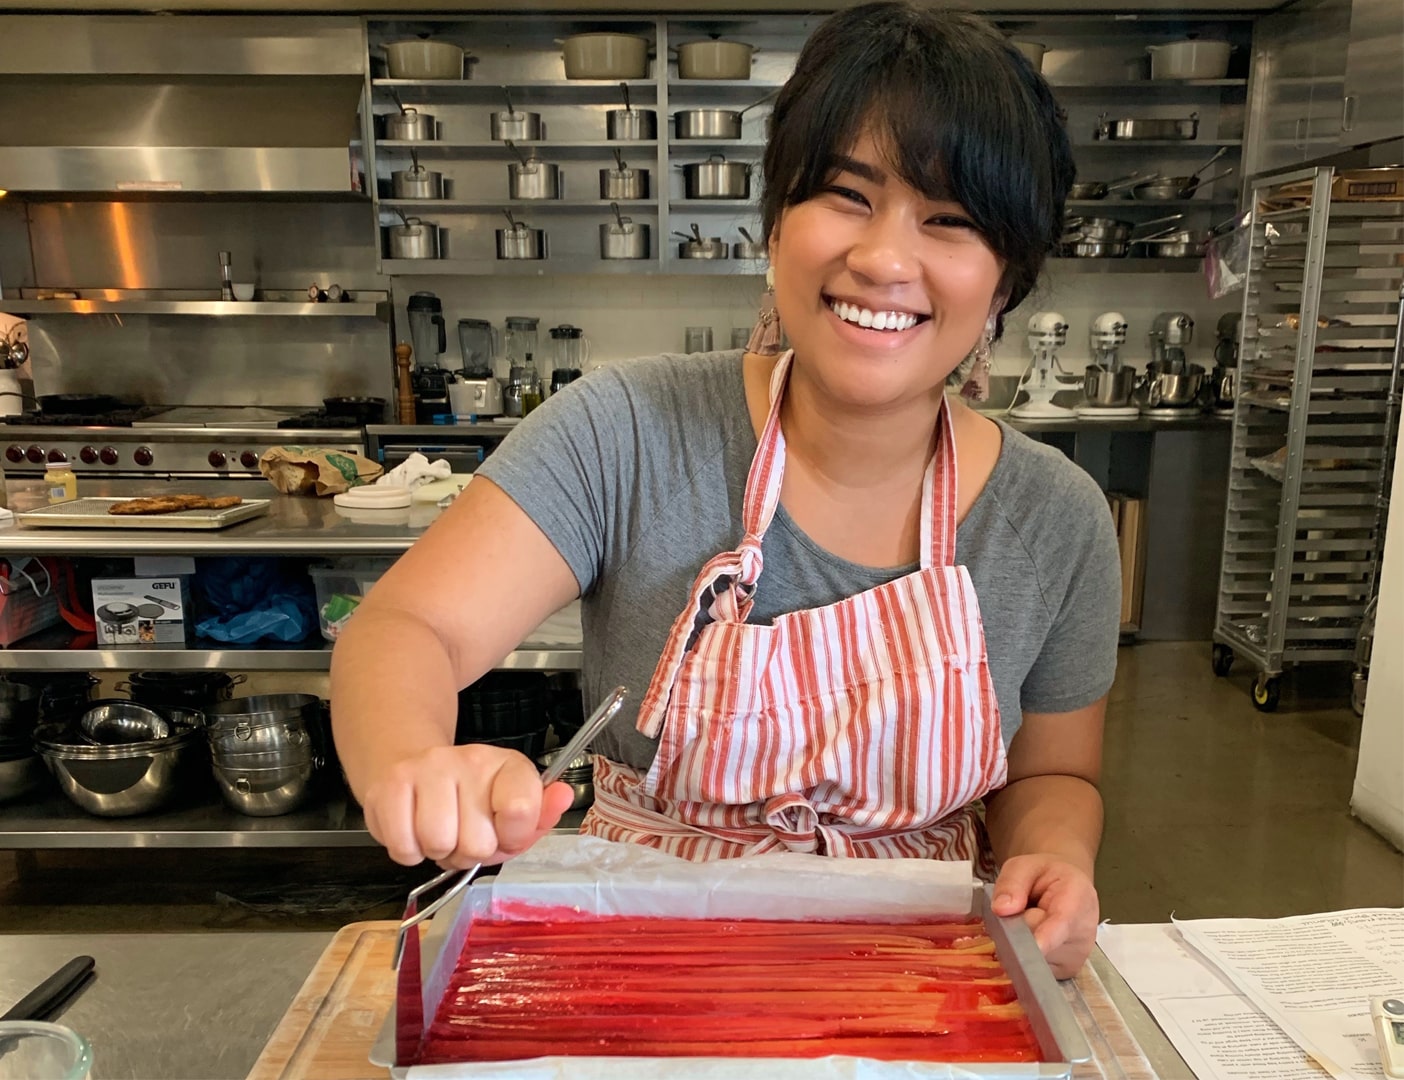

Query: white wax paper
left=399, top=837, right=1066, bottom=1079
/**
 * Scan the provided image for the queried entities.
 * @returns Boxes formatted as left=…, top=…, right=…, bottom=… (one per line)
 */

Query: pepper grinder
left=218, top=251, right=235, bottom=301
left=395, top=342, right=416, bottom=424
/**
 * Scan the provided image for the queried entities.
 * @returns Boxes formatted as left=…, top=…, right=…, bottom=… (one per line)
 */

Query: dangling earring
left=746, top=267, right=783, bottom=356
left=959, top=317, right=996, bottom=402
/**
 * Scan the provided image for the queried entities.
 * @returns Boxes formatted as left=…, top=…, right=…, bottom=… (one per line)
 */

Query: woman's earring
left=959, top=318, right=996, bottom=402
left=746, top=267, right=783, bottom=356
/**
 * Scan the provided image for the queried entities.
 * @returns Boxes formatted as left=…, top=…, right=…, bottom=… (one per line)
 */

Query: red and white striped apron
left=581, top=350, right=1008, bottom=868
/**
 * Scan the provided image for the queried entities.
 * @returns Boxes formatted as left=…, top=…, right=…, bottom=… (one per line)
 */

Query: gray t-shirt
left=478, top=350, right=1120, bottom=771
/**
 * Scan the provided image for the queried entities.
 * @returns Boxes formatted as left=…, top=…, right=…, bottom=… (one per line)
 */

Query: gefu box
left=92, top=577, right=191, bottom=646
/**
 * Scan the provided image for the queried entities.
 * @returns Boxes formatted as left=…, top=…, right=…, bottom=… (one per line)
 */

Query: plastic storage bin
left=309, top=560, right=396, bottom=642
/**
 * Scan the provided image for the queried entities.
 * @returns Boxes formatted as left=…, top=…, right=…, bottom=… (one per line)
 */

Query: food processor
left=1076, top=312, right=1140, bottom=420
left=1009, top=312, right=1079, bottom=420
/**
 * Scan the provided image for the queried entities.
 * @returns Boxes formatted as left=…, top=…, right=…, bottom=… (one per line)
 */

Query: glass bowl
left=0, top=1021, right=92, bottom=1080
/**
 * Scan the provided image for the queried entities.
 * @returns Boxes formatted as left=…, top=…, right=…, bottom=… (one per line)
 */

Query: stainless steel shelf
left=371, top=79, right=656, bottom=104
left=0, top=796, right=587, bottom=849
left=1066, top=198, right=1235, bottom=210
left=379, top=199, right=658, bottom=213
left=1047, top=257, right=1207, bottom=273
left=2, top=299, right=390, bottom=318
left=660, top=260, right=767, bottom=275
left=670, top=199, right=756, bottom=210
left=1078, top=139, right=1244, bottom=148
left=669, top=141, right=767, bottom=154
left=1052, top=79, right=1249, bottom=90
left=375, top=140, right=657, bottom=158
left=381, top=258, right=660, bottom=275
left=0, top=633, right=581, bottom=672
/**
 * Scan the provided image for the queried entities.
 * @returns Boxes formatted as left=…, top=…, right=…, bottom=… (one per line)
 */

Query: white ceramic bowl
left=231, top=283, right=255, bottom=301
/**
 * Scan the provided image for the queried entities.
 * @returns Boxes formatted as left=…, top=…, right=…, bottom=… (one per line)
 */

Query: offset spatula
left=392, top=685, right=627, bottom=968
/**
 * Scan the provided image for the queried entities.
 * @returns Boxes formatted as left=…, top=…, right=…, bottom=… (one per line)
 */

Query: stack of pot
left=0, top=682, right=42, bottom=805
left=117, top=671, right=245, bottom=713
left=204, top=694, right=323, bottom=817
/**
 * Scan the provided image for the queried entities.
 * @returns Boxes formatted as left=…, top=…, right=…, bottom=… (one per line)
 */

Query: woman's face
left=769, top=130, right=1005, bottom=410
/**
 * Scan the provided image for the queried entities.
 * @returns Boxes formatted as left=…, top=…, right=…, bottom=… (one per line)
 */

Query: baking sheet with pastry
left=16, top=497, right=271, bottom=530
left=373, top=836, right=1090, bottom=1079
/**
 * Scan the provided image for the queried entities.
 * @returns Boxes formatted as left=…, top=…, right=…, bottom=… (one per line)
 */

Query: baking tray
left=16, top=497, right=270, bottom=530
left=371, top=839, right=1092, bottom=1079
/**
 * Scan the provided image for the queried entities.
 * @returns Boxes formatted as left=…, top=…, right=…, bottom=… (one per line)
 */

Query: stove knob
left=208, top=450, right=227, bottom=468
left=79, top=446, right=98, bottom=464
left=25, top=445, right=44, bottom=464
left=47, top=448, right=67, bottom=463
left=5, top=445, right=24, bottom=464
left=240, top=450, right=259, bottom=469
left=133, top=446, right=154, bottom=467
left=99, top=447, right=119, bottom=466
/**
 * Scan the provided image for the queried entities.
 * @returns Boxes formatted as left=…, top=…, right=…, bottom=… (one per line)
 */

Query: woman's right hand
left=360, top=744, right=576, bottom=870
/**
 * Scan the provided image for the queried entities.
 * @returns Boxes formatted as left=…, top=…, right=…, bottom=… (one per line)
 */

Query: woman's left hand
left=990, top=855, right=1100, bottom=980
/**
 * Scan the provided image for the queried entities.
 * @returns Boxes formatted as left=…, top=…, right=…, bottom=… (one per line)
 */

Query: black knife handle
left=1, top=955, right=96, bottom=1023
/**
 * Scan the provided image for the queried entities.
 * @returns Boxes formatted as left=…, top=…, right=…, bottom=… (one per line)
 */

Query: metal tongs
left=392, top=685, right=628, bottom=968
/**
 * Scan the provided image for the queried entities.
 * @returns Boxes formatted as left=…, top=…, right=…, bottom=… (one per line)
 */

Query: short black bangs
left=760, top=4, right=1076, bottom=330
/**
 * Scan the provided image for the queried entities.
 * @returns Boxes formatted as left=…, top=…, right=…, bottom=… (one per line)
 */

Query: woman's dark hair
left=760, top=3, right=1075, bottom=339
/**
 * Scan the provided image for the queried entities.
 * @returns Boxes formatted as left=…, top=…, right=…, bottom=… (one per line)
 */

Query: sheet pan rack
left=1211, top=166, right=1403, bottom=711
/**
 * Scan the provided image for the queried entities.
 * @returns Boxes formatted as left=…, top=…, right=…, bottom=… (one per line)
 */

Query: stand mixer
left=1210, top=311, right=1240, bottom=415
left=1141, top=311, right=1205, bottom=416
left=1076, top=312, right=1140, bottom=419
left=1010, top=312, right=1079, bottom=420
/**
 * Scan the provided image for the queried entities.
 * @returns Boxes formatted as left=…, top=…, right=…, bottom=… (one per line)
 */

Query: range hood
left=0, top=16, right=366, bottom=196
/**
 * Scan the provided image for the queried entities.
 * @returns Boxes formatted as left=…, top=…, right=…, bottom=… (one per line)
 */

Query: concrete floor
left=0, top=641, right=1399, bottom=934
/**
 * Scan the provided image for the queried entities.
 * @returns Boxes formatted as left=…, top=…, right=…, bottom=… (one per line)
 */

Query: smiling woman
left=332, top=1, right=1121, bottom=983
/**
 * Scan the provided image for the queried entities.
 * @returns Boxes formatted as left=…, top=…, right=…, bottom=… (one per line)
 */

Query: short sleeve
left=473, top=368, right=633, bottom=596
left=1018, top=477, right=1122, bottom=715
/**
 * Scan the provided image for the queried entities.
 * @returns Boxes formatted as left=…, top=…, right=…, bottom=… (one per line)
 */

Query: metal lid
left=458, top=318, right=492, bottom=329
left=549, top=324, right=583, bottom=339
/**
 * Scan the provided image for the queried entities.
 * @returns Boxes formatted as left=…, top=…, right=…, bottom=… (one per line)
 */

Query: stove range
left=2, top=406, right=363, bottom=478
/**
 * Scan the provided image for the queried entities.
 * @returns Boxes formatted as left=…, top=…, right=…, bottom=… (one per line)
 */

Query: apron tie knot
left=761, top=792, right=825, bottom=855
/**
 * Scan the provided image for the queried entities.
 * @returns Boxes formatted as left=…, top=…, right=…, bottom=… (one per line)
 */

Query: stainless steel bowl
left=212, top=761, right=316, bottom=817
left=204, top=694, right=322, bottom=733
left=80, top=700, right=170, bottom=745
left=39, top=736, right=203, bottom=817
left=1082, top=365, right=1139, bottom=407
left=0, top=755, right=45, bottom=803
left=209, top=747, right=316, bottom=770
left=1144, top=369, right=1205, bottom=407
left=207, top=719, right=311, bottom=756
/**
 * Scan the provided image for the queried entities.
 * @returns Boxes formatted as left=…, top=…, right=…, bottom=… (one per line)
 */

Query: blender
left=1211, top=311, right=1240, bottom=414
left=406, top=292, right=449, bottom=422
left=548, top=324, right=590, bottom=393
left=1076, top=312, right=1140, bottom=420
left=451, top=318, right=503, bottom=418
left=502, top=316, right=540, bottom=383
left=1010, top=312, right=1079, bottom=420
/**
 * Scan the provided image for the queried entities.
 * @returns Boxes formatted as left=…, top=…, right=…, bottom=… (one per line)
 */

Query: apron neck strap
left=742, top=351, right=961, bottom=568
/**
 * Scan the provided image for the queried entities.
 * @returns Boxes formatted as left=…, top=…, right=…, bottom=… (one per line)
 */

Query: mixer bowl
left=1145, top=369, right=1204, bottom=408
left=1082, top=365, right=1139, bottom=407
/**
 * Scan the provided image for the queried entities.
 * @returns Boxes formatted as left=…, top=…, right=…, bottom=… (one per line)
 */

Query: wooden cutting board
left=248, top=921, right=1159, bottom=1080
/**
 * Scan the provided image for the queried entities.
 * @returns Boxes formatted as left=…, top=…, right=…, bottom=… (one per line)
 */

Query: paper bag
left=259, top=446, right=384, bottom=496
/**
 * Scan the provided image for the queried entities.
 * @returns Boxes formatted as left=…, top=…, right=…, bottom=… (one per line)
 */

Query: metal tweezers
left=392, top=685, right=627, bottom=967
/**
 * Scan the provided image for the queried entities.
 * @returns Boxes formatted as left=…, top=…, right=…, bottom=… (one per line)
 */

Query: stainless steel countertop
left=0, top=931, right=333, bottom=1080
left=0, top=931, right=1191, bottom=1080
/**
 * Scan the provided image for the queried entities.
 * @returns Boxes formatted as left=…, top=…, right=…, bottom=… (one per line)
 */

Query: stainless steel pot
left=674, top=225, right=727, bottom=259
left=497, top=212, right=545, bottom=260
left=385, top=106, right=435, bottom=141
left=1064, top=216, right=1133, bottom=243
left=385, top=216, right=439, bottom=259
left=1061, top=239, right=1129, bottom=258
left=385, top=39, right=465, bottom=81
left=391, top=161, right=443, bottom=200
left=1067, top=175, right=1142, bottom=200
left=606, top=82, right=657, bottom=141
left=506, top=143, right=561, bottom=200
left=600, top=203, right=650, bottom=260
left=489, top=89, right=541, bottom=141
left=732, top=226, right=766, bottom=261
left=204, top=693, right=322, bottom=733
left=1147, top=40, right=1232, bottom=80
left=1130, top=167, right=1234, bottom=202
left=1095, top=112, right=1199, bottom=141
left=681, top=154, right=750, bottom=199
left=561, top=32, right=649, bottom=80
left=600, top=151, right=649, bottom=199
left=676, top=39, right=754, bottom=80
left=1083, top=365, right=1139, bottom=406
left=490, top=110, right=541, bottom=141
left=675, top=108, right=742, bottom=140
